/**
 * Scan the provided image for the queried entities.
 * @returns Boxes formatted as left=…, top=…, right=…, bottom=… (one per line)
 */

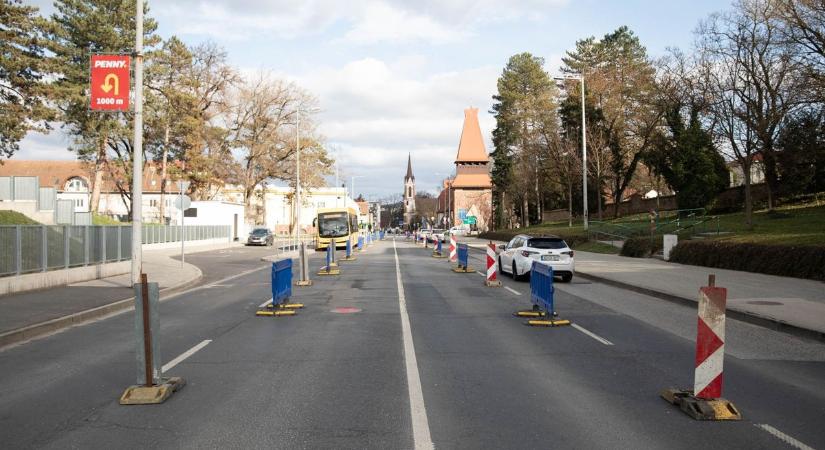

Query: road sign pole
left=130, top=0, right=143, bottom=286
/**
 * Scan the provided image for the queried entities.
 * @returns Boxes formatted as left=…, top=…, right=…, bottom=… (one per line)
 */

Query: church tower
left=403, top=153, right=416, bottom=227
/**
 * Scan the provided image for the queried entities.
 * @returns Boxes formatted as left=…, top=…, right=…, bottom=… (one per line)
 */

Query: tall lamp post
left=555, top=74, right=588, bottom=230
left=177, top=180, right=190, bottom=266
left=131, top=0, right=144, bottom=284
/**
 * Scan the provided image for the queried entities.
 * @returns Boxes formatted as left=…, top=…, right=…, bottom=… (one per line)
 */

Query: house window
left=317, top=201, right=325, bottom=208
left=149, top=199, right=157, bottom=207
left=65, top=177, right=88, bottom=192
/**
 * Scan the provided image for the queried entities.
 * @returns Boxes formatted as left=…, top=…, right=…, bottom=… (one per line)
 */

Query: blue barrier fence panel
left=529, top=261, right=554, bottom=312
left=457, top=243, right=468, bottom=267
left=346, top=239, right=352, bottom=258
left=358, top=236, right=364, bottom=249
left=271, top=259, right=293, bottom=305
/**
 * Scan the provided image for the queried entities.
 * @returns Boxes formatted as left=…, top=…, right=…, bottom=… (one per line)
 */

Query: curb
left=0, top=270, right=204, bottom=351
left=575, top=271, right=825, bottom=344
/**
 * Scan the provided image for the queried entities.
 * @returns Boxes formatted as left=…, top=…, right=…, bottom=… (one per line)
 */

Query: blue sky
left=21, top=0, right=729, bottom=199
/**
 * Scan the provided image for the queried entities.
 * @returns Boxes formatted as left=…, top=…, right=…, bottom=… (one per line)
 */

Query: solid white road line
left=258, top=298, right=273, bottom=308
left=476, top=271, right=485, bottom=276
left=504, top=286, right=522, bottom=296
left=755, top=424, right=815, bottom=450
left=571, top=323, right=614, bottom=346
left=393, top=240, right=434, bottom=450
left=162, top=339, right=212, bottom=373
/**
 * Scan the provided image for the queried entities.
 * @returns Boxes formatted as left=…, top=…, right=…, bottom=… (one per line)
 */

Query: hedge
left=620, top=236, right=663, bottom=258
left=669, top=240, right=825, bottom=281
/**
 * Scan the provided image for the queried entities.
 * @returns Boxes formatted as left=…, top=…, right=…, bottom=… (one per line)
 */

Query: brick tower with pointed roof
left=450, top=107, right=492, bottom=231
left=403, top=153, right=416, bottom=227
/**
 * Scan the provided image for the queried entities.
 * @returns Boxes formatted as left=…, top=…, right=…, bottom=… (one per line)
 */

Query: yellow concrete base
left=485, top=280, right=502, bottom=287
left=514, top=310, right=546, bottom=318
left=432, top=253, right=447, bottom=258
left=120, top=377, right=185, bottom=405
left=295, top=280, right=313, bottom=286
left=660, top=389, right=742, bottom=421
left=452, top=266, right=475, bottom=273
left=341, top=256, right=357, bottom=262
left=268, top=303, right=304, bottom=309
left=317, top=267, right=341, bottom=276
left=256, top=309, right=296, bottom=317
left=526, top=318, right=571, bottom=327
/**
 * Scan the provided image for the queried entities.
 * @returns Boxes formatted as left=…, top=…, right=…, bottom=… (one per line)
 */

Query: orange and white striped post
left=449, top=235, right=457, bottom=262
left=694, top=275, right=726, bottom=399
left=660, top=274, right=741, bottom=420
left=485, top=242, right=501, bottom=287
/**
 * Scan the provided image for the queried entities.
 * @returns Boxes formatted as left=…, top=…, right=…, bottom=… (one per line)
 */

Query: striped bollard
left=449, top=235, right=457, bottom=262
left=485, top=242, right=501, bottom=287
left=660, top=275, right=741, bottom=420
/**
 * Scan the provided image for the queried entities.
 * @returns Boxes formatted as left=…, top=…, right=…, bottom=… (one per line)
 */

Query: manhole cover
left=746, top=301, right=784, bottom=306
left=331, top=307, right=362, bottom=314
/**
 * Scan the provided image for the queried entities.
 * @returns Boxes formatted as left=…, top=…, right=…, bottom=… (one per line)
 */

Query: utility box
left=663, top=234, right=678, bottom=261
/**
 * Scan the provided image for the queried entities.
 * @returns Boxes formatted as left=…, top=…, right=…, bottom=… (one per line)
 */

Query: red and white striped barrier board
left=449, top=235, right=457, bottom=262
left=485, top=243, right=501, bottom=287
left=694, top=282, right=728, bottom=399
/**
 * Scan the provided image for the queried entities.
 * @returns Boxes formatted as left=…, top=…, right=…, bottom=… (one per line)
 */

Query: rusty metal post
left=141, top=273, right=153, bottom=387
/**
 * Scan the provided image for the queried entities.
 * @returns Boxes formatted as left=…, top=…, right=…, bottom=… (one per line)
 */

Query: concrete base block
left=120, top=377, right=185, bottom=405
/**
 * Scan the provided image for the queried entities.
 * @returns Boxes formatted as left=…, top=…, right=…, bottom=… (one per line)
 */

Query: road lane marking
left=162, top=339, right=212, bottom=373
left=504, top=286, right=522, bottom=296
left=571, top=323, right=614, bottom=346
left=259, top=298, right=273, bottom=308
left=476, top=271, right=485, bottom=276
left=755, top=424, right=815, bottom=450
left=392, top=240, right=434, bottom=450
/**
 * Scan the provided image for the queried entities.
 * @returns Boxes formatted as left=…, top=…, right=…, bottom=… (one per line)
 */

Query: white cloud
left=293, top=57, right=500, bottom=196
left=153, top=0, right=568, bottom=44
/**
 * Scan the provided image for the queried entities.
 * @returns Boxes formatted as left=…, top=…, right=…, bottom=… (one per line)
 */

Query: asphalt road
left=1, top=237, right=823, bottom=449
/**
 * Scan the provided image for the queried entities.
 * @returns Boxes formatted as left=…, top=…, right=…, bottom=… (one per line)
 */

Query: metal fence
left=0, top=225, right=132, bottom=277
left=1, top=224, right=230, bottom=277
left=141, top=224, right=231, bottom=245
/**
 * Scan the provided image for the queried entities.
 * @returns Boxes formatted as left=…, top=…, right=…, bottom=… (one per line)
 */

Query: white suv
left=498, top=235, right=575, bottom=282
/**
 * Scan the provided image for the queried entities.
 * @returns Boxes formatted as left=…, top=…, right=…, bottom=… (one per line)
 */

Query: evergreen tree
left=45, top=0, right=159, bottom=214
left=645, top=104, right=729, bottom=210
left=490, top=52, right=557, bottom=228
left=0, top=0, right=54, bottom=158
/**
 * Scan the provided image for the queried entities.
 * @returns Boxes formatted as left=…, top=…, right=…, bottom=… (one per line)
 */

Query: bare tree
left=698, top=0, right=811, bottom=215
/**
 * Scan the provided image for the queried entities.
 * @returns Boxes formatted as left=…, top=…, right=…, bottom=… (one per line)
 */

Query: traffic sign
left=90, top=54, right=130, bottom=111
left=174, top=195, right=191, bottom=210
left=464, top=216, right=477, bottom=225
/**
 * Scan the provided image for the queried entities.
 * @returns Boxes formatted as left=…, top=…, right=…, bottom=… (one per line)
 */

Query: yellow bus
left=314, top=207, right=359, bottom=250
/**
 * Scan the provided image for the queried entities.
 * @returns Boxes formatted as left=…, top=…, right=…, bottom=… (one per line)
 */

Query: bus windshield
left=318, top=212, right=350, bottom=238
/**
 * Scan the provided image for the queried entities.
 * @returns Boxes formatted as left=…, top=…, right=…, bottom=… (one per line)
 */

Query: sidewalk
left=466, top=237, right=825, bottom=339
left=0, top=242, right=237, bottom=348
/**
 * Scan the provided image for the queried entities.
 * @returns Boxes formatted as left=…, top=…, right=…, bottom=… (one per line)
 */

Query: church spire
left=405, top=153, right=415, bottom=181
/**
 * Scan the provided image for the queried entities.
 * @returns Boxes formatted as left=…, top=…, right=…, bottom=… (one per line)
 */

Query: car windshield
left=527, top=238, right=567, bottom=249
left=251, top=229, right=268, bottom=236
left=318, top=212, right=349, bottom=237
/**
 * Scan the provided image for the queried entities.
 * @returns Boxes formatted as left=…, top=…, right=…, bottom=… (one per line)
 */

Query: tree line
left=1, top=0, right=332, bottom=222
left=490, top=0, right=824, bottom=230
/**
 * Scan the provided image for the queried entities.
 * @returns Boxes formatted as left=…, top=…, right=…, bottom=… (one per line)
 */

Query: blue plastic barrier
left=457, top=243, right=469, bottom=268
left=271, top=259, right=293, bottom=306
left=530, top=261, right=555, bottom=314
left=346, top=238, right=352, bottom=258
left=380, top=231, right=385, bottom=240
left=358, top=236, right=364, bottom=251
left=436, top=238, right=443, bottom=254
left=326, top=244, right=332, bottom=268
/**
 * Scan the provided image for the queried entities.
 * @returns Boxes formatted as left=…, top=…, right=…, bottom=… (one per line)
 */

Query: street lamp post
left=295, top=107, right=300, bottom=251
left=177, top=180, right=190, bottom=267
left=555, top=74, right=588, bottom=230
left=131, top=0, right=144, bottom=285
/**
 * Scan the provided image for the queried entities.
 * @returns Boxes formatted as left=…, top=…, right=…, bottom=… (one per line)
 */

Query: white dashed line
left=755, top=424, right=815, bottom=450
left=476, top=271, right=485, bottom=276
left=393, top=240, right=434, bottom=450
left=162, top=340, right=212, bottom=373
left=258, top=298, right=273, bottom=308
left=504, top=286, right=522, bottom=296
left=571, top=323, right=614, bottom=346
